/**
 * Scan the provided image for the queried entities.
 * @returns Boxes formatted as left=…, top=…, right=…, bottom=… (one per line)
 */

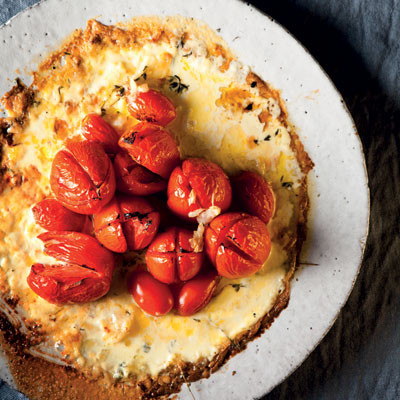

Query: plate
left=0, top=0, right=369, bottom=398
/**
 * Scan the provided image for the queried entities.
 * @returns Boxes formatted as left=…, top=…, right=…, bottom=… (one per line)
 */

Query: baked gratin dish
left=0, top=16, right=313, bottom=400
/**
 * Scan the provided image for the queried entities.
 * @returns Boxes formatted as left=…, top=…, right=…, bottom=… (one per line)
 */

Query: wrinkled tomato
left=27, top=231, right=115, bottom=305
left=176, top=270, right=220, bottom=316
left=145, top=227, right=203, bottom=284
left=126, top=89, right=176, bottom=126
left=205, top=212, right=271, bottom=279
left=127, top=270, right=173, bottom=316
left=81, top=113, right=120, bottom=155
left=119, top=122, right=180, bottom=179
left=167, top=158, right=232, bottom=221
left=113, top=151, right=166, bottom=196
left=32, top=198, right=86, bottom=232
left=50, top=140, right=116, bottom=214
left=93, top=194, right=160, bottom=252
left=232, top=171, right=275, bottom=224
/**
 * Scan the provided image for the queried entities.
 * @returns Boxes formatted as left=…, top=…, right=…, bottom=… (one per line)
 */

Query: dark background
left=0, top=0, right=399, bottom=399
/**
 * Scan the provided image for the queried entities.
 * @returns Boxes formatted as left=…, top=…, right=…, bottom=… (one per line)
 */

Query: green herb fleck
left=143, top=343, right=151, bottom=353
left=193, top=318, right=201, bottom=322
left=134, top=66, right=147, bottom=82
left=182, top=51, right=192, bottom=57
left=250, top=81, right=257, bottom=88
left=275, top=129, right=280, bottom=136
left=264, top=135, right=271, bottom=141
left=113, top=85, right=125, bottom=97
left=177, top=37, right=185, bottom=48
left=253, top=313, right=257, bottom=318
left=64, top=51, right=71, bottom=56
left=245, top=103, right=253, bottom=111
left=168, top=75, right=189, bottom=94
left=282, top=181, right=293, bottom=189
left=230, top=283, right=245, bottom=292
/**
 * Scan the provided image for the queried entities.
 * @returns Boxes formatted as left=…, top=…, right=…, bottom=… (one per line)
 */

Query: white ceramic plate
left=0, top=0, right=369, bottom=399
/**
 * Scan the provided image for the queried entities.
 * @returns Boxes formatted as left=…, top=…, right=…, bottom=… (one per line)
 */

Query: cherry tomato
left=167, top=158, right=232, bottom=221
left=176, top=270, right=220, bottom=316
left=81, top=113, right=120, bottom=155
left=231, top=171, right=275, bottom=224
left=119, top=122, right=180, bottom=179
left=127, top=270, right=173, bottom=316
left=126, top=89, right=176, bottom=126
left=50, top=140, right=116, bottom=215
left=32, top=198, right=86, bottom=232
left=204, top=212, right=271, bottom=279
left=93, top=194, right=160, bottom=252
left=146, top=227, right=203, bottom=284
left=27, top=231, right=115, bottom=305
left=113, top=151, right=166, bottom=196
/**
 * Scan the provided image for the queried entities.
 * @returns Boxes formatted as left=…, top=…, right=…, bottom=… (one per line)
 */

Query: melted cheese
left=0, top=20, right=305, bottom=380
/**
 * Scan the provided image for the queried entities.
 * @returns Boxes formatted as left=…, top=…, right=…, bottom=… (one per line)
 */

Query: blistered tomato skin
left=176, top=270, right=220, bottom=316
left=127, top=270, right=174, bottom=316
left=232, top=171, right=275, bottom=224
left=27, top=232, right=115, bottom=305
left=205, top=212, right=271, bottom=279
left=127, top=89, right=176, bottom=126
left=167, top=158, right=232, bottom=221
left=50, top=141, right=116, bottom=215
left=146, top=227, right=203, bottom=284
left=32, top=198, right=86, bottom=232
left=93, top=194, right=160, bottom=252
left=113, top=151, right=166, bottom=196
left=81, top=113, right=120, bottom=155
left=119, top=122, right=180, bottom=179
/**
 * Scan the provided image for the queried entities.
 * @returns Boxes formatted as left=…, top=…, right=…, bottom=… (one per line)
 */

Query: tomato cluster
left=28, top=88, right=276, bottom=316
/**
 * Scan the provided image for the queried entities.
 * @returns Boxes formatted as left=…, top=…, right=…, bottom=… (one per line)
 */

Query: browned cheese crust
left=0, top=17, right=313, bottom=400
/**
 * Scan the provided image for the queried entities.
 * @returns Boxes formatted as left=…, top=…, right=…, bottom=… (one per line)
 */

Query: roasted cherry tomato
left=119, top=122, right=180, bottom=179
left=32, top=198, right=86, bottom=232
left=126, top=89, right=176, bottom=126
left=50, top=140, right=116, bottom=215
left=81, top=113, right=120, bottom=155
left=113, top=151, right=166, bottom=196
left=167, top=158, right=232, bottom=221
left=93, top=194, right=160, bottom=252
left=176, top=270, right=220, bottom=316
left=127, top=270, right=173, bottom=316
left=27, top=232, right=115, bottom=305
left=145, top=227, right=203, bottom=284
left=205, top=212, right=271, bottom=279
left=231, top=171, right=275, bottom=224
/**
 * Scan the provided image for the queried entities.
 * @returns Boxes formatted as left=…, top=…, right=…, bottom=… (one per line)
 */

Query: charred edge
left=4, top=296, right=19, bottom=309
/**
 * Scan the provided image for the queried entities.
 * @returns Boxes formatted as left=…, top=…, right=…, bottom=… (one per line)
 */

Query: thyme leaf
left=230, top=283, right=245, bottom=292
left=113, top=85, right=125, bottom=97
left=168, top=75, right=189, bottom=94
left=143, top=343, right=151, bottom=353
left=134, top=66, right=148, bottom=82
left=282, top=181, right=293, bottom=188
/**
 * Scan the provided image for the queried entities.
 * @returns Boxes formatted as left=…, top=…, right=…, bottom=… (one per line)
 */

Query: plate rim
left=0, top=0, right=370, bottom=397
